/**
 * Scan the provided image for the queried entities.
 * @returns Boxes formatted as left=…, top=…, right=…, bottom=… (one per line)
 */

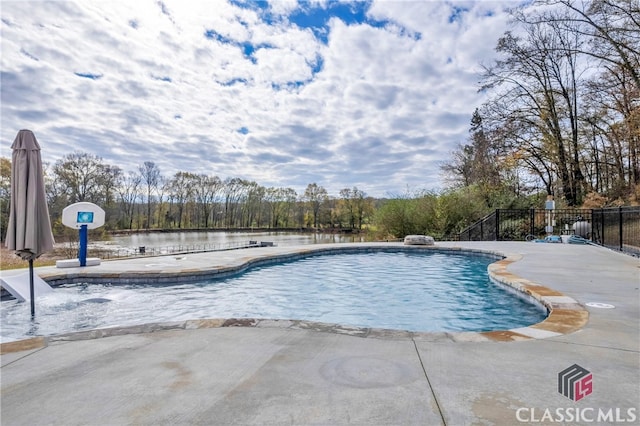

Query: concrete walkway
left=1, top=242, right=638, bottom=425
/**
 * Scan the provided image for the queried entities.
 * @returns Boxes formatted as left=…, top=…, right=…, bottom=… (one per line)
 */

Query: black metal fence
left=74, top=241, right=266, bottom=261
left=459, top=207, right=640, bottom=256
left=592, top=207, right=640, bottom=256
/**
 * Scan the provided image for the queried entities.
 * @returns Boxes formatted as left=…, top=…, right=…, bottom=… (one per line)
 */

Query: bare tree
left=538, top=0, right=640, bottom=90
left=52, top=152, right=116, bottom=204
left=138, top=161, right=161, bottom=229
left=222, top=178, right=247, bottom=228
left=480, top=11, right=587, bottom=205
left=192, top=174, right=222, bottom=228
left=117, top=171, right=141, bottom=229
left=0, top=157, right=11, bottom=238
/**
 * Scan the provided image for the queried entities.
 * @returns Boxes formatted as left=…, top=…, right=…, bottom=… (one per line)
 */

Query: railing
left=459, top=209, right=592, bottom=242
left=86, top=241, right=267, bottom=261
left=459, top=207, right=639, bottom=256
left=458, top=211, right=497, bottom=241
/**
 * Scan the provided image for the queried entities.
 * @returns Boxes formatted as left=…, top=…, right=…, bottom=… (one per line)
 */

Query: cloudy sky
left=1, top=0, right=520, bottom=197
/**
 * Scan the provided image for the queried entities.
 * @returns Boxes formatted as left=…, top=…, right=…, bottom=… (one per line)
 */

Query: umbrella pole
left=29, top=259, right=35, bottom=317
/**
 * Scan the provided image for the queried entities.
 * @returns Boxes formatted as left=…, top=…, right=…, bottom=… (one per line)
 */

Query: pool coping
left=0, top=244, right=589, bottom=354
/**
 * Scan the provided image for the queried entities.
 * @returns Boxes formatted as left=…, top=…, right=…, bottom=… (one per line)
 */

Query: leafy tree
left=373, top=191, right=420, bottom=238
left=265, top=187, right=297, bottom=228
left=167, top=172, right=196, bottom=228
left=243, top=181, right=265, bottom=228
left=303, top=183, right=328, bottom=228
left=339, top=186, right=370, bottom=229
left=442, top=110, right=506, bottom=195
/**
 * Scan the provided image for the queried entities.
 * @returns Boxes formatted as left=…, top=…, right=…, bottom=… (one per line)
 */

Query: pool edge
left=484, top=253, right=588, bottom=341
left=0, top=244, right=589, bottom=352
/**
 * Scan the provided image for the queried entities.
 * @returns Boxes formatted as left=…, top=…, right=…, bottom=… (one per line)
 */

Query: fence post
left=529, top=209, right=535, bottom=237
left=495, top=210, right=500, bottom=241
left=600, top=209, right=606, bottom=246
left=619, top=206, right=623, bottom=251
left=480, top=219, right=484, bottom=241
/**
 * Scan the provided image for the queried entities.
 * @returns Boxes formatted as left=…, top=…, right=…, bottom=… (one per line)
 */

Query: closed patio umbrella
left=5, top=129, right=55, bottom=316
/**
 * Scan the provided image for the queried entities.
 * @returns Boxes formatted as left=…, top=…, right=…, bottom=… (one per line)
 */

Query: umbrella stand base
left=55, top=258, right=101, bottom=268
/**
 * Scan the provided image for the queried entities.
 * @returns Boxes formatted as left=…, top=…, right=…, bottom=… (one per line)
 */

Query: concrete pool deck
left=1, top=241, right=638, bottom=425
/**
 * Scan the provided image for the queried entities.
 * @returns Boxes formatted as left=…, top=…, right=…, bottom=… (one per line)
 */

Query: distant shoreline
left=107, top=227, right=364, bottom=236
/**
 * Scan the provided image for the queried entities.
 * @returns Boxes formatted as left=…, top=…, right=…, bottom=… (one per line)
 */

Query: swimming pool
left=0, top=250, right=547, bottom=342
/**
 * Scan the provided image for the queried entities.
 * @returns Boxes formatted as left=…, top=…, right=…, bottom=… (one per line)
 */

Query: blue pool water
left=0, top=251, right=547, bottom=342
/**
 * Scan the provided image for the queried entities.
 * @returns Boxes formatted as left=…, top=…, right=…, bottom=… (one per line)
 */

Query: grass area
left=0, top=247, right=59, bottom=270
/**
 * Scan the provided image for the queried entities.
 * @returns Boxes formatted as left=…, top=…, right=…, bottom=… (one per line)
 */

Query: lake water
left=90, top=231, right=367, bottom=255
left=110, top=231, right=365, bottom=246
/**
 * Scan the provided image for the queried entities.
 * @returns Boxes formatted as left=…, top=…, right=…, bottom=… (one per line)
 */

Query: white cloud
left=1, top=0, right=520, bottom=197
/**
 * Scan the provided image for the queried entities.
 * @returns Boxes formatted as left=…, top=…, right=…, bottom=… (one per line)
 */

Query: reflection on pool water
left=0, top=251, right=547, bottom=343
